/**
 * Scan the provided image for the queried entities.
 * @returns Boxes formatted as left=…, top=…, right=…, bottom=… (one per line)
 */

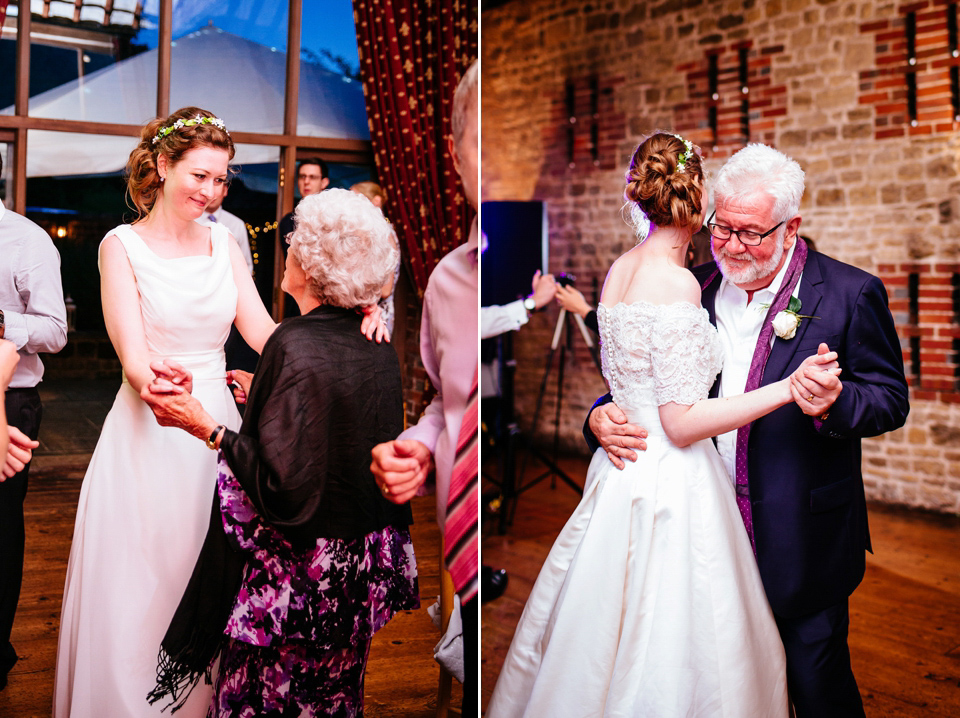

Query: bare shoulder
left=99, top=233, right=128, bottom=265
left=600, top=246, right=642, bottom=304
left=656, top=265, right=702, bottom=307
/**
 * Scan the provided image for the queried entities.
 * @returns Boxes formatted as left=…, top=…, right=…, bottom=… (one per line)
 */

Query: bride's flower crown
left=672, top=133, right=694, bottom=174
left=152, top=115, right=229, bottom=146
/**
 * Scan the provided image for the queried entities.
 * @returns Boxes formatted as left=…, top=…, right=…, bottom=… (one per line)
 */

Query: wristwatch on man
left=523, top=296, right=537, bottom=314
left=0, top=309, right=5, bottom=339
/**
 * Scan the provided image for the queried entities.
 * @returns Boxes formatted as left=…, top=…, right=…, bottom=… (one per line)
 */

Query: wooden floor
left=0, top=469, right=460, bottom=718
left=481, top=453, right=960, bottom=716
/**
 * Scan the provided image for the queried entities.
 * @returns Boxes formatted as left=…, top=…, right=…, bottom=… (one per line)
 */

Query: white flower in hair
left=631, top=204, right=653, bottom=245
left=672, top=133, right=695, bottom=174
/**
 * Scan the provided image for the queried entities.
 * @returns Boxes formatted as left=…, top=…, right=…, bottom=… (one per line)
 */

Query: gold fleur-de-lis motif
left=400, top=21, right=410, bottom=36
left=409, top=96, right=417, bottom=110
left=404, top=58, right=414, bottom=73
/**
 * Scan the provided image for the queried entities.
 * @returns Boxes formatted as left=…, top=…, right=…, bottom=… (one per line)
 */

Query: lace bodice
left=598, top=301, right=724, bottom=410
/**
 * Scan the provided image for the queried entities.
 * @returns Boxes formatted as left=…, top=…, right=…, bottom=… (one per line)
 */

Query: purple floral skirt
left=209, top=637, right=373, bottom=718
left=209, top=456, right=419, bottom=715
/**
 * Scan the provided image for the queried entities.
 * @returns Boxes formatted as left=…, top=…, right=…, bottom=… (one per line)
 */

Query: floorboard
left=0, top=469, right=458, bottom=718
left=481, top=452, right=960, bottom=716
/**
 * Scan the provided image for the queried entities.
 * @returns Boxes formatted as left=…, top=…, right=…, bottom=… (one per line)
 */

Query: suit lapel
left=698, top=264, right=722, bottom=399
left=762, top=251, right=824, bottom=385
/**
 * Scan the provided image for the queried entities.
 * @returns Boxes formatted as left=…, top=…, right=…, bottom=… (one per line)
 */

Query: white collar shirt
left=0, top=201, right=68, bottom=387
left=713, top=242, right=799, bottom=481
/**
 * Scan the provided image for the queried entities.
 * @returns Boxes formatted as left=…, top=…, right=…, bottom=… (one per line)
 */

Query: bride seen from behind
left=486, top=132, right=839, bottom=717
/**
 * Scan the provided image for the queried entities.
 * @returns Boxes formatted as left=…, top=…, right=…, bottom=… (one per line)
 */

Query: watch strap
left=205, top=424, right=225, bottom=450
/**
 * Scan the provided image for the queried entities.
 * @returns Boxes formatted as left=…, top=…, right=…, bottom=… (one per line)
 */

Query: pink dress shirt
left=399, top=217, right=479, bottom=530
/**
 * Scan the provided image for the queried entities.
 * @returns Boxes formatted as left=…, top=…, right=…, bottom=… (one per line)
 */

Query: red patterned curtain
left=353, top=0, right=478, bottom=296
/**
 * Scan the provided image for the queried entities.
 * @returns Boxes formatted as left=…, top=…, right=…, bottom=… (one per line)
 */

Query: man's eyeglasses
left=706, top=211, right=784, bottom=246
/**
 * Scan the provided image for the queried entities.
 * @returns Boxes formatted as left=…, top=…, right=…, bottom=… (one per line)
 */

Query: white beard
left=711, top=236, right=785, bottom=286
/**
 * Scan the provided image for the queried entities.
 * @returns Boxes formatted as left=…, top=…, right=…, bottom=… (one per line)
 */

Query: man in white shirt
left=0, top=181, right=68, bottom=690
left=197, top=183, right=254, bottom=275
left=480, top=268, right=557, bottom=340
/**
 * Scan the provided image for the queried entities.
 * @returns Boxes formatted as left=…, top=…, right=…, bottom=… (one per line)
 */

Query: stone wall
left=482, top=0, right=960, bottom=512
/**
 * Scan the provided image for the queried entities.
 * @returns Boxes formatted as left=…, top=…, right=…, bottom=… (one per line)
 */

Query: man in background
left=199, top=182, right=254, bottom=275
left=279, top=158, right=331, bottom=318
left=370, top=59, right=479, bottom=716
left=199, top=181, right=259, bottom=373
left=0, top=155, right=68, bottom=689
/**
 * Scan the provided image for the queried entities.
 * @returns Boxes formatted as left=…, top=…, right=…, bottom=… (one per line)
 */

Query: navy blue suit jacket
left=585, top=250, right=909, bottom=618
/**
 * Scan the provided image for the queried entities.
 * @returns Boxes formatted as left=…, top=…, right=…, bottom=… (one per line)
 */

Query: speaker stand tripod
left=498, top=307, right=602, bottom=531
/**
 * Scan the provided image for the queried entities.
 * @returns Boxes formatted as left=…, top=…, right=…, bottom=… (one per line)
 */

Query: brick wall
left=483, top=0, right=960, bottom=512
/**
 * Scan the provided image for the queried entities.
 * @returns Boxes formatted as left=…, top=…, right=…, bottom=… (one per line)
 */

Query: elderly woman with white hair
left=140, top=188, right=419, bottom=718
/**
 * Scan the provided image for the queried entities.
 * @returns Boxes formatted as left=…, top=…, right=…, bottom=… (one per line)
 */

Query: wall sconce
left=56, top=226, right=67, bottom=239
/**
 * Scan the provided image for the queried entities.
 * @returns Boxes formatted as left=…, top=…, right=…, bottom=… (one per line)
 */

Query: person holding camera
left=481, top=268, right=557, bottom=339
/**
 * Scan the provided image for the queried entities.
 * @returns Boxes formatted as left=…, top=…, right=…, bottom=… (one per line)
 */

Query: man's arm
left=480, top=301, right=529, bottom=340
left=480, top=270, right=557, bottom=340
left=800, top=276, right=909, bottom=437
left=4, top=230, right=67, bottom=354
left=373, top=288, right=443, bottom=501
left=583, top=394, right=648, bottom=470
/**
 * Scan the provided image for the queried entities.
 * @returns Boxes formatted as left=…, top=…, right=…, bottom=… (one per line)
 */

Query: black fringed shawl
left=148, top=306, right=412, bottom=712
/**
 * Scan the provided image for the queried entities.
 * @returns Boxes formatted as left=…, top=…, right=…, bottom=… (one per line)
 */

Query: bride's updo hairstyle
left=624, top=132, right=704, bottom=237
left=125, top=106, right=235, bottom=221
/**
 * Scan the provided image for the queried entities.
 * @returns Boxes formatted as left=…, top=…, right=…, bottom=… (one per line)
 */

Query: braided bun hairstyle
left=125, top=106, right=235, bottom=221
left=624, top=133, right=704, bottom=237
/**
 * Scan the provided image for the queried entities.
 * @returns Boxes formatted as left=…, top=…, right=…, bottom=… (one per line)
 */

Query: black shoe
left=0, top=643, right=17, bottom=691
left=482, top=565, right=509, bottom=603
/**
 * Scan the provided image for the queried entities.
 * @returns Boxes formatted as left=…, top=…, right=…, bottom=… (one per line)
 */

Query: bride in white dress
left=53, top=108, right=279, bottom=718
left=487, top=133, right=840, bottom=718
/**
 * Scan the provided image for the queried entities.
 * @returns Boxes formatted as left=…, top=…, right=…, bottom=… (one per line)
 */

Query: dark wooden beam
left=273, top=0, right=303, bottom=320
left=13, top=1, right=30, bottom=213
left=156, top=0, right=172, bottom=118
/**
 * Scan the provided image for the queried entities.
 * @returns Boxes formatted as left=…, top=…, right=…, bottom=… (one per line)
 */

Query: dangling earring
left=631, top=204, right=653, bottom=245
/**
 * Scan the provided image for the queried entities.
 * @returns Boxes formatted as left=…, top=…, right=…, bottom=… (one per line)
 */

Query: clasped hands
left=139, top=359, right=244, bottom=440
left=592, top=343, right=843, bottom=470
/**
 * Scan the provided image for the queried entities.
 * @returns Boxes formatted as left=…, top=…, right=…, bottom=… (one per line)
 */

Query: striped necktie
left=445, top=367, right=478, bottom=603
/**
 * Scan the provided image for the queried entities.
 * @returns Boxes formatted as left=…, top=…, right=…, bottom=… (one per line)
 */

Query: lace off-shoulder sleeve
left=651, top=305, right=724, bottom=406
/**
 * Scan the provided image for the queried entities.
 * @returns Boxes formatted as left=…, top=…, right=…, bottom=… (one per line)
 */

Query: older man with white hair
left=587, top=143, right=909, bottom=718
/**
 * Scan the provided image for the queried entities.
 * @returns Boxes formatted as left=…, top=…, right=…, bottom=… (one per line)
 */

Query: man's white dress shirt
left=713, top=243, right=800, bottom=481
left=0, top=202, right=68, bottom=387
left=197, top=207, right=254, bottom=274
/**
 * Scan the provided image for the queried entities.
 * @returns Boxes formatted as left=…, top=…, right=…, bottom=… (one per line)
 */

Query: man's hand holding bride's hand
left=147, top=359, right=193, bottom=395
left=226, top=370, right=253, bottom=404
left=589, top=403, right=648, bottom=470
left=789, top=343, right=843, bottom=417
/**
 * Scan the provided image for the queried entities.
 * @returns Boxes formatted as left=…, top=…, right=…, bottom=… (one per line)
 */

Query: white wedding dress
left=487, top=301, right=789, bottom=718
left=53, top=224, right=242, bottom=717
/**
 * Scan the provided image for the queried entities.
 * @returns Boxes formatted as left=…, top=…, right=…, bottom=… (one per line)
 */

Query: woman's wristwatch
left=205, top=425, right=225, bottom=450
left=0, top=309, right=5, bottom=339
left=523, top=296, right=536, bottom=314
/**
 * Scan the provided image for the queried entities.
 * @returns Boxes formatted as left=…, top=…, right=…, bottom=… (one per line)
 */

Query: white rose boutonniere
left=770, top=297, right=818, bottom=340
left=772, top=310, right=800, bottom=339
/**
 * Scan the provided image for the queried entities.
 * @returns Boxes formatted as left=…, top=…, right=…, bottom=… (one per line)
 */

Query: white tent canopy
left=2, top=25, right=369, bottom=177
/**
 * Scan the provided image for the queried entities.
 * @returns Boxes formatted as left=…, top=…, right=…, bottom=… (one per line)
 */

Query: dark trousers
left=776, top=599, right=866, bottom=718
left=0, top=387, right=41, bottom=677
left=461, top=594, right=477, bottom=717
